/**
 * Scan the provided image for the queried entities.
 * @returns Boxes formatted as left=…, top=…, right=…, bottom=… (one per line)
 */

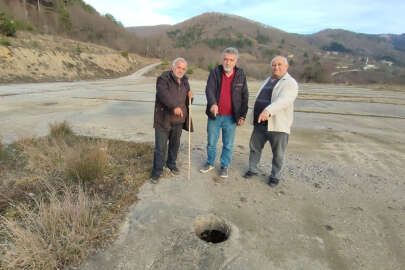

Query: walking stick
left=188, top=96, right=191, bottom=181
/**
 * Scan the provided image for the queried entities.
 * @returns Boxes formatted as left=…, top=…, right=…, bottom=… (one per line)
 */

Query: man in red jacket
left=200, top=47, right=249, bottom=178
left=151, top=57, right=193, bottom=183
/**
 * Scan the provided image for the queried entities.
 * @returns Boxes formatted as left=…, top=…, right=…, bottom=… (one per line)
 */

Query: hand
left=173, top=107, right=183, bottom=117
left=237, top=118, right=245, bottom=126
left=258, top=110, right=270, bottom=123
left=210, top=104, right=218, bottom=117
left=188, top=90, right=194, bottom=99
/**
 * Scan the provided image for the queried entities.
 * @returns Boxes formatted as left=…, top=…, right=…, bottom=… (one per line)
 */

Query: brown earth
left=0, top=31, right=157, bottom=84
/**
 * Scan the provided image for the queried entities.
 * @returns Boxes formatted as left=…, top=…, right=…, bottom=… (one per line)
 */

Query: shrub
left=186, top=68, right=193, bottom=75
left=76, top=44, right=81, bottom=54
left=0, top=39, right=10, bottom=46
left=162, top=59, right=169, bottom=65
left=0, top=13, right=16, bottom=36
left=120, top=50, right=128, bottom=58
left=65, top=143, right=108, bottom=183
left=49, top=121, right=74, bottom=138
left=0, top=140, right=5, bottom=161
left=14, top=20, right=34, bottom=31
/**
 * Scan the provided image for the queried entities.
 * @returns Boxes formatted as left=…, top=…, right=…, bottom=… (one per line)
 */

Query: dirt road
left=1, top=67, right=405, bottom=269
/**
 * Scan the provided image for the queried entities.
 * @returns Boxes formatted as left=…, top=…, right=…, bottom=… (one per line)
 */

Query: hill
left=301, top=29, right=405, bottom=84
left=129, top=13, right=405, bottom=84
left=0, top=31, right=154, bottom=83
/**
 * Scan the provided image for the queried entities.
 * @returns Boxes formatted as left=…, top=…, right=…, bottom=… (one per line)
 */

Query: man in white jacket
left=243, top=56, right=298, bottom=187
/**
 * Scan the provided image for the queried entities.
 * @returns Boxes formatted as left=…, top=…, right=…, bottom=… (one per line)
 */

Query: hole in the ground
left=193, top=214, right=231, bottom=244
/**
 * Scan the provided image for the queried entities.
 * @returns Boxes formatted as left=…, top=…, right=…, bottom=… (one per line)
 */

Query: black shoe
left=220, top=167, right=228, bottom=178
left=169, top=166, right=180, bottom=175
left=243, top=171, right=258, bottom=179
left=268, top=177, right=280, bottom=187
left=150, top=174, right=160, bottom=184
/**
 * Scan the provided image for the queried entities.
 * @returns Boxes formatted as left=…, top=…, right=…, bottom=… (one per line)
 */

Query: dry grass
left=65, top=142, right=108, bottom=183
left=0, top=122, right=153, bottom=269
left=49, top=121, right=74, bottom=138
left=1, top=185, right=102, bottom=269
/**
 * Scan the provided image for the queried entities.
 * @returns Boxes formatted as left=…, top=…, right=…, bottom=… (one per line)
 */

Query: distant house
left=363, top=64, right=378, bottom=70
left=381, top=60, right=393, bottom=66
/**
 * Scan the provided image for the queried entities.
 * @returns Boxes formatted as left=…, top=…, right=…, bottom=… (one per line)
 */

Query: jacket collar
left=169, top=70, right=188, bottom=84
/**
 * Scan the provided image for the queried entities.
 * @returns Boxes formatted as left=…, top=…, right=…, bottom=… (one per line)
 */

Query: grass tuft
left=49, top=120, right=74, bottom=138
left=65, top=142, right=108, bottom=183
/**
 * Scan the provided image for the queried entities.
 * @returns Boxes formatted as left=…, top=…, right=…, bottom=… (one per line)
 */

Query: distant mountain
left=126, top=13, right=405, bottom=83
left=301, top=29, right=405, bottom=66
left=127, top=25, right=171, bottom=37
left=127, top=12, right=327, bottom=81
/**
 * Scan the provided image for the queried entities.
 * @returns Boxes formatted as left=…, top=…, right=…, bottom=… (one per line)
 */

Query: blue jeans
left=206, top=115, right=237, bottom=168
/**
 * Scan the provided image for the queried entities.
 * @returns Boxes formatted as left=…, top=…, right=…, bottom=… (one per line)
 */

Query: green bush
left=14, top=20, right=34, bottom=31
left=76, top=44, right=81, bottom=53
left=120, top=51, right=128, bottom=58
left=0, top=140, right=5, bottom=161
left=0, top=13, right=16, bottom=36
left=0, top=39, right=10, bottom=46
left=186, top=68, right=193, bottom=75
left=162, top=59, right=169, bottom=65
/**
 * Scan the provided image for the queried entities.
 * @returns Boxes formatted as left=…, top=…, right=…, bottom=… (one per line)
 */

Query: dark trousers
left=152, top=124, right=183, bottom=177
left=248, top=125, right=289, bottom=180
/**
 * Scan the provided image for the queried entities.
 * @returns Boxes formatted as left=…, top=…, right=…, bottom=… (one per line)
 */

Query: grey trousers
left=248, top=125, right=289, bottom=180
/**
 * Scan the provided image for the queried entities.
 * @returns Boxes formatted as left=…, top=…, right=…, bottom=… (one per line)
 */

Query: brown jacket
left=153, top=70, right=194, bottom=132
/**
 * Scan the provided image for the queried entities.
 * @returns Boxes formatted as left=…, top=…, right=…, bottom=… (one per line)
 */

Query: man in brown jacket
left=151, top=57, right=193, bottom=183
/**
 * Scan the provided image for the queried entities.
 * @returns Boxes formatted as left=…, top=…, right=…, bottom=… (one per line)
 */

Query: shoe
left=243, top=171, right=258, bottom=179
left=150, top=174, right=160, bottom=184
left=168, top=166, right=180, bottom=175
left=268, top=177, right=279, bottom=187
left=200, top=163, right=214, bottom=173
left=220, top=167, right=228, bottom=178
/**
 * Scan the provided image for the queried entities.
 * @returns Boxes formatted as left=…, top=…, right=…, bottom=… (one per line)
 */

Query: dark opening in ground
left=193, top=214, right=231, bottom=244
left=200, top=229, right=228, bottom=243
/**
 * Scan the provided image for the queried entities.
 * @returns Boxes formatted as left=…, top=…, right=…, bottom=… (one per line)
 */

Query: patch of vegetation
left=49, top=121, right=74, bottom=138
left=58, top=8, right=72, bottom=32
left=261, top=48, right=280, bottom=61
left=300, top=64, right=328, bottom=82
left=255, top=30, right=270, bottom=44
left=0, top=12, right=16, bottom=36
left=0, top=139, right=5, bottom=161
left=76, top=44, right=81, bottom=53
left=120, top=51, right=129, bottom=58
left=204, top=33, right=252, bottom=49
left=186, top=68, right=193, bottom=75
left=14, top=19, right=34, bottom=32
left=0, top=39, right=10, bottom=46
left=0, top=122, right=153, bottom=269
left=322, top=42, right=351, bottom=53
left=105, top=13, right=123, bottom=27
left=167, top=24, right=204, bottom=48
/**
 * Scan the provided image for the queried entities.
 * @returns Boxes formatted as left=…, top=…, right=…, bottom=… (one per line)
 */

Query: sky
left=83, top=0, right=404, bottom=35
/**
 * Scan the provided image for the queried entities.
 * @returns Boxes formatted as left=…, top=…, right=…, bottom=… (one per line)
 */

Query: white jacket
left=250, top=72, right=298, bottom=134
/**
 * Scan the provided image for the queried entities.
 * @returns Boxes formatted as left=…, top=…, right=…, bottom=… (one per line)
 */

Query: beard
left=223, top=65, right=234, bottom=73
